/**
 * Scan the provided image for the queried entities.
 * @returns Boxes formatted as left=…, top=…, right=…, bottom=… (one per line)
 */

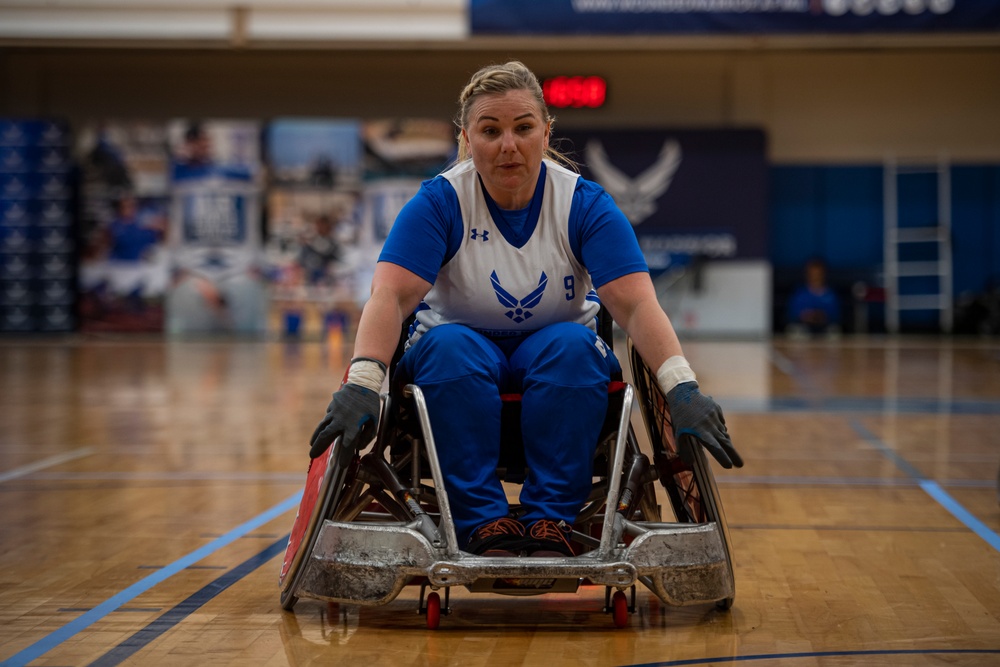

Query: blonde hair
left=455, top=61, right=576, bottom=169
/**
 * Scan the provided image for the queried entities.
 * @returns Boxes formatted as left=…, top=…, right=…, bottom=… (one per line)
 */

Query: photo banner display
left=76, top=121, right=171, bottom=333
left=264, top=118, right=364, bottom=340
left=263, top=117, right=455, bottom=340
left=559, top=128, right=768, bottom=273
left=166, top=119, right=267, bottom=336
left=471, top=0, right=1000, bottom=35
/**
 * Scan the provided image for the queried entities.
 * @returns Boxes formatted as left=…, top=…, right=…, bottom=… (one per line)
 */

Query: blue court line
left=22, top=471, right=304, bottom=482
left=731, top=523, right=966, bottom=533
left=0, top=491, right=302, bottom=667
left=87, top=536, right=287, bottom=667
left=623, top=648, right=1000, bottom=667
left=920, top=479, right=1000, bottom=553
left=719, top=475, right=994, bottom=488
left=851, top=420, right=1000, bottom=553
left=58, top=608, right=161, bottom=613
left=137, top=564, right=227, bottom=570
left=199, top=532, right=280, bottom=538
left=721, top=395, right=1000, bottom=415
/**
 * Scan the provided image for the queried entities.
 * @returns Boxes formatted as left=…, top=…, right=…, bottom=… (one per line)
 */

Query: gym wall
left=1, top=43, right=998, bottom=334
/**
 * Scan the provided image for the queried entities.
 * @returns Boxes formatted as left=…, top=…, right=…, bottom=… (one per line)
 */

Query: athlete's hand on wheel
left=308, top=384, right=380, bottom=460
left=665, top=381, right=743, bottom=469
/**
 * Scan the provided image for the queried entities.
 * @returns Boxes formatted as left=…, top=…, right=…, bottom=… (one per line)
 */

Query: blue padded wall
left=770, top=164, right=1000, bottom=333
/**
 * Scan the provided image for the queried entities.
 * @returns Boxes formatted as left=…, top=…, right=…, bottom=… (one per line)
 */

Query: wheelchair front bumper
left=293, top=517, right=733, bottom=607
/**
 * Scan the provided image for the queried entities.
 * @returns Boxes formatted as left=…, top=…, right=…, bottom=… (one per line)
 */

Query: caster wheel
left=426, top=591, right=441, bottom=630
left=612, top=590, right=629, bottom=628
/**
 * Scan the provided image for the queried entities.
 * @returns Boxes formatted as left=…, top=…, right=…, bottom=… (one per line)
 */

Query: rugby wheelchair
left=279, top=314, right=736, bottom=628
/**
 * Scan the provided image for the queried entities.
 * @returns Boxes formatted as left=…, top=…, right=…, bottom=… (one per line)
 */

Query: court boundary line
left=623, top=647, right=1000, bottom=667
left=720, top=396, right=1000, bottom=415
left=0, top=447, right=94, bottom=483
left=718, top=475, right=993, bottom=488
left=0, top=491, right=302, bottom=667
left=851, top=419, right=1000, bottom=553
left=86, top=536, right=288, bottom=667
left=20, top=471, right=305, bottom=481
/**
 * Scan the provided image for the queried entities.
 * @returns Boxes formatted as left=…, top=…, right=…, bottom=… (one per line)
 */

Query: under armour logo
left=491, top=271, right=547, bottom=324
left=470, top=228, right=490, bottom=242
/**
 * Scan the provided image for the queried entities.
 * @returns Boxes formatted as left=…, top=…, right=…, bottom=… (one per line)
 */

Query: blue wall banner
left=471, top=0, right=1000, bottom=35
left=559, top=128, right=768, bottom=273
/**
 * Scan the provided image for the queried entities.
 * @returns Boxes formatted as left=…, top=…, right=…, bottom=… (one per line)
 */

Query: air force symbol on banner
left=585, top=139, right=682, bottom=226
left=491, top=270, right=547, bottom=323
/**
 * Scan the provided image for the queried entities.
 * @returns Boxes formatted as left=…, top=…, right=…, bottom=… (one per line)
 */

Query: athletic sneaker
left=526, top=519, right=575, bottom=557
left=466, top=517, right=526, bottom=557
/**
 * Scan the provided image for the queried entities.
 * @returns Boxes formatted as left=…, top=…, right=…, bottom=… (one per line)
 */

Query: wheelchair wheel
left=278, top=438, right=355, bottom=611
left=626, top=340, right=736, bottom=609
left=280, top=391, right=449, bottom=611
left=611, top=590, right=629, bottom=628
left=425, top=592, right=442, bottom=630
left=687, top=439, right=735, bottom=610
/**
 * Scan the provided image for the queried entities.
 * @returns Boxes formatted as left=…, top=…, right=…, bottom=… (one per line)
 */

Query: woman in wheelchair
left=308, top=60, right=742, bottom=559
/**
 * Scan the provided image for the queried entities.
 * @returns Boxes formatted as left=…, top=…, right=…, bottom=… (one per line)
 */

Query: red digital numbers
left=542, top=76, right=607, bottom=109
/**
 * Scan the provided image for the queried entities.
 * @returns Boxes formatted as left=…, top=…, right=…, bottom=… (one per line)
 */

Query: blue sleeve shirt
left=378, top=170, right=647, bottom=289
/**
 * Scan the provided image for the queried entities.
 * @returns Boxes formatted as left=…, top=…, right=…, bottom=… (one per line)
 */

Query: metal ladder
left=883, top=156, right=953, bottom=333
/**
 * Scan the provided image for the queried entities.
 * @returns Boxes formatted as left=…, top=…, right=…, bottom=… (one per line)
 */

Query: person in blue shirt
left=786, top=258, right=841, bottom=337
left=107, top=195, right=161, bottom=262
left=308, top=61, right=742, bottom=558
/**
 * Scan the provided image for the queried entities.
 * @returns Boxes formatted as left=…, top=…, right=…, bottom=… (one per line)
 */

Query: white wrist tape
left=655, top=355, right=697, bottom=395
left=347, top=359, right=386, bottom=393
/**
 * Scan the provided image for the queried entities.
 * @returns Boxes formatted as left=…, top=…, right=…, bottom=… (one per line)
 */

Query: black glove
left=665, top=381, right=743, bottom=469
left=308, top=383, right=380, bottom=460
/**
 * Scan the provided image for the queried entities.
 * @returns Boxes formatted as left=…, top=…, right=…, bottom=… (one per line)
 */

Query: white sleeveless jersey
left=413, top=159, right=600, bottom=341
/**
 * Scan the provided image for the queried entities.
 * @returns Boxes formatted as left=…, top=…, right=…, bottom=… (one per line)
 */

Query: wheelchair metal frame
left=280, top=340, right=735, bottom=627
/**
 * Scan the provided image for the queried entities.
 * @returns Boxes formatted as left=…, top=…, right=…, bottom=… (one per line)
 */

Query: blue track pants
left=397, top=322, right=621, bottom=547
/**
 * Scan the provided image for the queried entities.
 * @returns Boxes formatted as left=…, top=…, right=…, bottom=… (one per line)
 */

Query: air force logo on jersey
left=491, top=270, right=547, bottom=323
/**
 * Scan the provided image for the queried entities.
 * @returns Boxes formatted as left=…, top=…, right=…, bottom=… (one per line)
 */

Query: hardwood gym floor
left=1, top=335, right=998, bottom=666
